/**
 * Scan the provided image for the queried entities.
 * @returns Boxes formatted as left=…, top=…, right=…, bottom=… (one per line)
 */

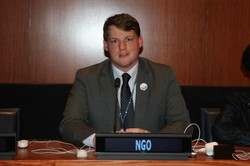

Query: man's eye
left=126, top=38, right=133, bottom=42
left=110, top=40, right=118, bottom=44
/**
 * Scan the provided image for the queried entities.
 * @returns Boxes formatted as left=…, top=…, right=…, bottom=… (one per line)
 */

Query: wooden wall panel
left=0, top=0, right=30, bottom=82
left=0, top=0, right=250, bottom=85
left=141, top=0, right=208, bottom=85
left=205, top=0, right=250, bottom=86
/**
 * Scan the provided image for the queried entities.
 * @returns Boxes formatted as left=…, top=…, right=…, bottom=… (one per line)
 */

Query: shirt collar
left=112, top=63, right=138, bottom=82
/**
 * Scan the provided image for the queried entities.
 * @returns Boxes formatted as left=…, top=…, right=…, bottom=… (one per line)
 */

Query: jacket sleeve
left=59, top=69, right=97, bottom=146
left=159, top=67, right=191, bottom=134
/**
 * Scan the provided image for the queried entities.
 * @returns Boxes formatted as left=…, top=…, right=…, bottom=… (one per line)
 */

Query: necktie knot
left=122, top=73, right=131, bottom=84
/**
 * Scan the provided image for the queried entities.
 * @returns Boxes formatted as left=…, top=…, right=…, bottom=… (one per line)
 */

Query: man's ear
left=103, top=40, right=109, bottom=51
left=139, top=35, right=143, bottom=48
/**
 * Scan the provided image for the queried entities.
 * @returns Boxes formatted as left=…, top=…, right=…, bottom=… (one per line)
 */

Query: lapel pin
left=140, top=83, right=148, bottom=91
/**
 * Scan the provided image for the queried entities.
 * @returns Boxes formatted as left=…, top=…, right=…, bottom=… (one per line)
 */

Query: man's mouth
left=120, top=52, right=129, bottom=57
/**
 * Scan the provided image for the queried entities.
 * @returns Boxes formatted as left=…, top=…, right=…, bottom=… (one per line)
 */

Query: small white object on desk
left=77, top=149, right=87, bottom=158
left=17, top=140, right=29, bottom=148
left=205, top=142, right=218, bottom=156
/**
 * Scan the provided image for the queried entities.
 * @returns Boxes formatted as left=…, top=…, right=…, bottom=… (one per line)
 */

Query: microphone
left=113, top=78, right=120, bottom=133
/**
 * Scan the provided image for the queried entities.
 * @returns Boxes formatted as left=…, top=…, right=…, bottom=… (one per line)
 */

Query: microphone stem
left=113, top=87, right=119, bottom=133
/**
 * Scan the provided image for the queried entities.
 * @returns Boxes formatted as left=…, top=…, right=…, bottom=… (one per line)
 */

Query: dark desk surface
left=0, top=140, right=249, bottom=165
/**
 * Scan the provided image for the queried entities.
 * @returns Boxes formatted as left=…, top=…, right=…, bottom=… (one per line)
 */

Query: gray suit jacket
left=60, top=57, right=190, bottom=145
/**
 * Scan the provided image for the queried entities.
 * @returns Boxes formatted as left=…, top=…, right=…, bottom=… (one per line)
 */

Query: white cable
left=31, top=147, right=75, bottom=154
left=192, top=138, right=207, bottom=144
left=30, top=140, right=92, bottom=156
left=232, top=150, right=250, bottom=160
left=184, top=123, right=204, bottom=153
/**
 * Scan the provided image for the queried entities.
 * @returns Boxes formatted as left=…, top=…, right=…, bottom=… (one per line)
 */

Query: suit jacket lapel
left=135, top=59, right=150, bottom=126
left=100, top=60, right=116, bottom=122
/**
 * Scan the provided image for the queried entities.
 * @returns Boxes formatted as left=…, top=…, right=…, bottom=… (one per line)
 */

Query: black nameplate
left=95, top=133, right=192, bottom=160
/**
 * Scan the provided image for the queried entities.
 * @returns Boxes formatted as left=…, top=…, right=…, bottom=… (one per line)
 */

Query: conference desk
left=0, top=140, right=249, bottom=166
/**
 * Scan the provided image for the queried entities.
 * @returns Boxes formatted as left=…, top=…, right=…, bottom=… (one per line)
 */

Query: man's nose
left=119, top=41, right=126, bottom=50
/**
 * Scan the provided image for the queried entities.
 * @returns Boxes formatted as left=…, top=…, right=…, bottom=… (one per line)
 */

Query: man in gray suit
left=59, top=13, right=190, bottom=146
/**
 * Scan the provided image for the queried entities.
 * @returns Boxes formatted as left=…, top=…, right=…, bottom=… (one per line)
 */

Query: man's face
left=104, top=26, right=143, bottom=72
